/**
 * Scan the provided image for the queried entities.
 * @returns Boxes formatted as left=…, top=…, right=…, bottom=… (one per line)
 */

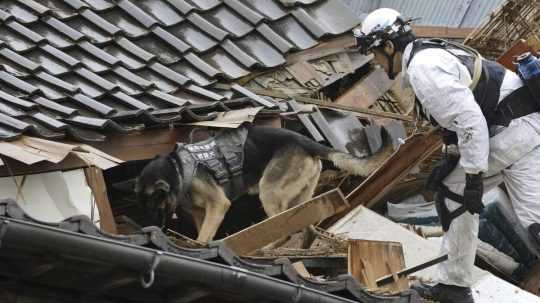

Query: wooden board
left=323, top=131, right=441, bottom=227
left=348, top=239, right=408, bottom=292
left=496, top=39, right=534, bottom=72
left=412, top=26, right=474, bottom=39
left=223, top=189, right=348, bottom=256
left=249, top=88, right=414, bottom=122
left=335, top=68, right=394, bottom=109
left=84, top=166, right=117, bottom=234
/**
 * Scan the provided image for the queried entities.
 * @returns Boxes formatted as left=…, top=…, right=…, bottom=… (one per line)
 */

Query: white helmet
left=354, top=8, right=412, bottom=54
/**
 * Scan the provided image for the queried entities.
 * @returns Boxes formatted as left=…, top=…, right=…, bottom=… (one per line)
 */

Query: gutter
left=0, top=218, right=373, bottom=303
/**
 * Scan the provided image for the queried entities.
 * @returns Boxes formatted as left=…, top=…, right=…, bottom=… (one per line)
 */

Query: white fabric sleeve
left=408, top=53, right=489, bottom=174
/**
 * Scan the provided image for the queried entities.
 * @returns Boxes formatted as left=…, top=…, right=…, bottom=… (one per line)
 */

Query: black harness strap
left=173, top=126, right=249, bottom=207
left=408, top=39, right=540, bottom=129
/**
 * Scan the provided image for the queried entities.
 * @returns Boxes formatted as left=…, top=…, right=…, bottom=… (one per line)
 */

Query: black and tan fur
left=136, top=125, right=383, bottom=243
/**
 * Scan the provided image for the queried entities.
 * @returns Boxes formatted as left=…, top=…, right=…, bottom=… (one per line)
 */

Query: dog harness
left=172, top=127, right=249, bottom=207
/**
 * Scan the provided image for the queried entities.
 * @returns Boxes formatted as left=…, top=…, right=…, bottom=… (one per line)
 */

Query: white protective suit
left=402, top=43, right=540, bottom=287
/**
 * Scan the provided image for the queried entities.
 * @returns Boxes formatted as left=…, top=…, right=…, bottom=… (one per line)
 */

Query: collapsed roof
left=0, top=0, right=360, bottom=142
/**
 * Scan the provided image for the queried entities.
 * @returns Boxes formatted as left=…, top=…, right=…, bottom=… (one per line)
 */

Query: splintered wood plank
left=323, top=131, right=441, bottom=228
left=348, top=239, right=408, bottom=292
left=335, top=67, right=393, bottom=109
left=223, top=189, right=348, bottom=256
left=84, top=166, right=117, bottom=234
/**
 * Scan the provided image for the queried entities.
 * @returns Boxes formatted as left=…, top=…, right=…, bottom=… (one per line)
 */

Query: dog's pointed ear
left=154, top=179, right=170, bottom=193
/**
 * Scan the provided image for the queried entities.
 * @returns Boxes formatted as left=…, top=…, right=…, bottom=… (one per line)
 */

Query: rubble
left=0, top=0, right=539, bottom=302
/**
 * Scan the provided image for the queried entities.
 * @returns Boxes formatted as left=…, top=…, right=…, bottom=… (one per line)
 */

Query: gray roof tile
left=0, top=0, right=39, bottom=23
left=136, top=0, right=184, bottom=26
left=0, top=0, right=359, bottom=141
left=241, top=0, right=288, bottom=20
left=271, top=15, right=317, bottom=50
left=204, top=6, right=254, bottom=38
left=235, top=33, right=286, bottom=68
left=167, top=22, right=218, bottom=53
left=190, top=0, right=221, bottom=11
left=100, top=8, right=149, bottom=38
left=203, top=48, right=250, bottom=79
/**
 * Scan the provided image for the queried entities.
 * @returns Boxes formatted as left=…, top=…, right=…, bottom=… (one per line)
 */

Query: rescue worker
left=354, top=8, right=540, bottom=303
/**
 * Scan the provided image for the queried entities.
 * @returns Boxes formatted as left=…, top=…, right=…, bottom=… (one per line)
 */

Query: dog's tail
left=295, top=138, right=383, bottom=177
left=255, top=126, right=387, bottom=177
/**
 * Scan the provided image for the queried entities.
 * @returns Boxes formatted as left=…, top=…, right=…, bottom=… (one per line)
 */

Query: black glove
left=463, top=173, right=484, bottom=214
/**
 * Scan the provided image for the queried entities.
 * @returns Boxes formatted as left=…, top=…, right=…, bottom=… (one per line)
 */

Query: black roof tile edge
left=0, top=199, right=420, bottom=303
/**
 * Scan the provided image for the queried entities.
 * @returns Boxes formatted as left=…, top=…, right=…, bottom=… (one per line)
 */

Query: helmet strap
left=385, top=51, right=397, bottom=80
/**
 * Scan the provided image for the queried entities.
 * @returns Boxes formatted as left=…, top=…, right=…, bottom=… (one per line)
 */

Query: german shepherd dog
left=136, top=125, right=385, bottom=244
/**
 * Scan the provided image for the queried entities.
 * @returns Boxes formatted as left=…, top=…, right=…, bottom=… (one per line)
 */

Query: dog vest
left=173, top=127, right=249, bottom=206
left=407, top=39, right=540, bottom=143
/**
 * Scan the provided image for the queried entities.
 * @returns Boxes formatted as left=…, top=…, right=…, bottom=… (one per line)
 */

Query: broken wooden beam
left=223, top=189, right=348, bottom=256
left=323, top=130, right=441, bottom=227
left=84, top=166, right=117, bottom=234
left=249, top=88, right=414, bottom=122
left=348, top=239, right=408, bottom=292
left=376, top=255, right=449, bottom=287
left=335, top=68, right=394, bottom=109
left=412, top=26, right=474, bottom=39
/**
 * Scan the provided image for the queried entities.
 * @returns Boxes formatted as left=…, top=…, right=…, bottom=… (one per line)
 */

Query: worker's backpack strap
left=407, top=38, right=483, bottom=91
left=408, top=38, right=540, bottom=128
